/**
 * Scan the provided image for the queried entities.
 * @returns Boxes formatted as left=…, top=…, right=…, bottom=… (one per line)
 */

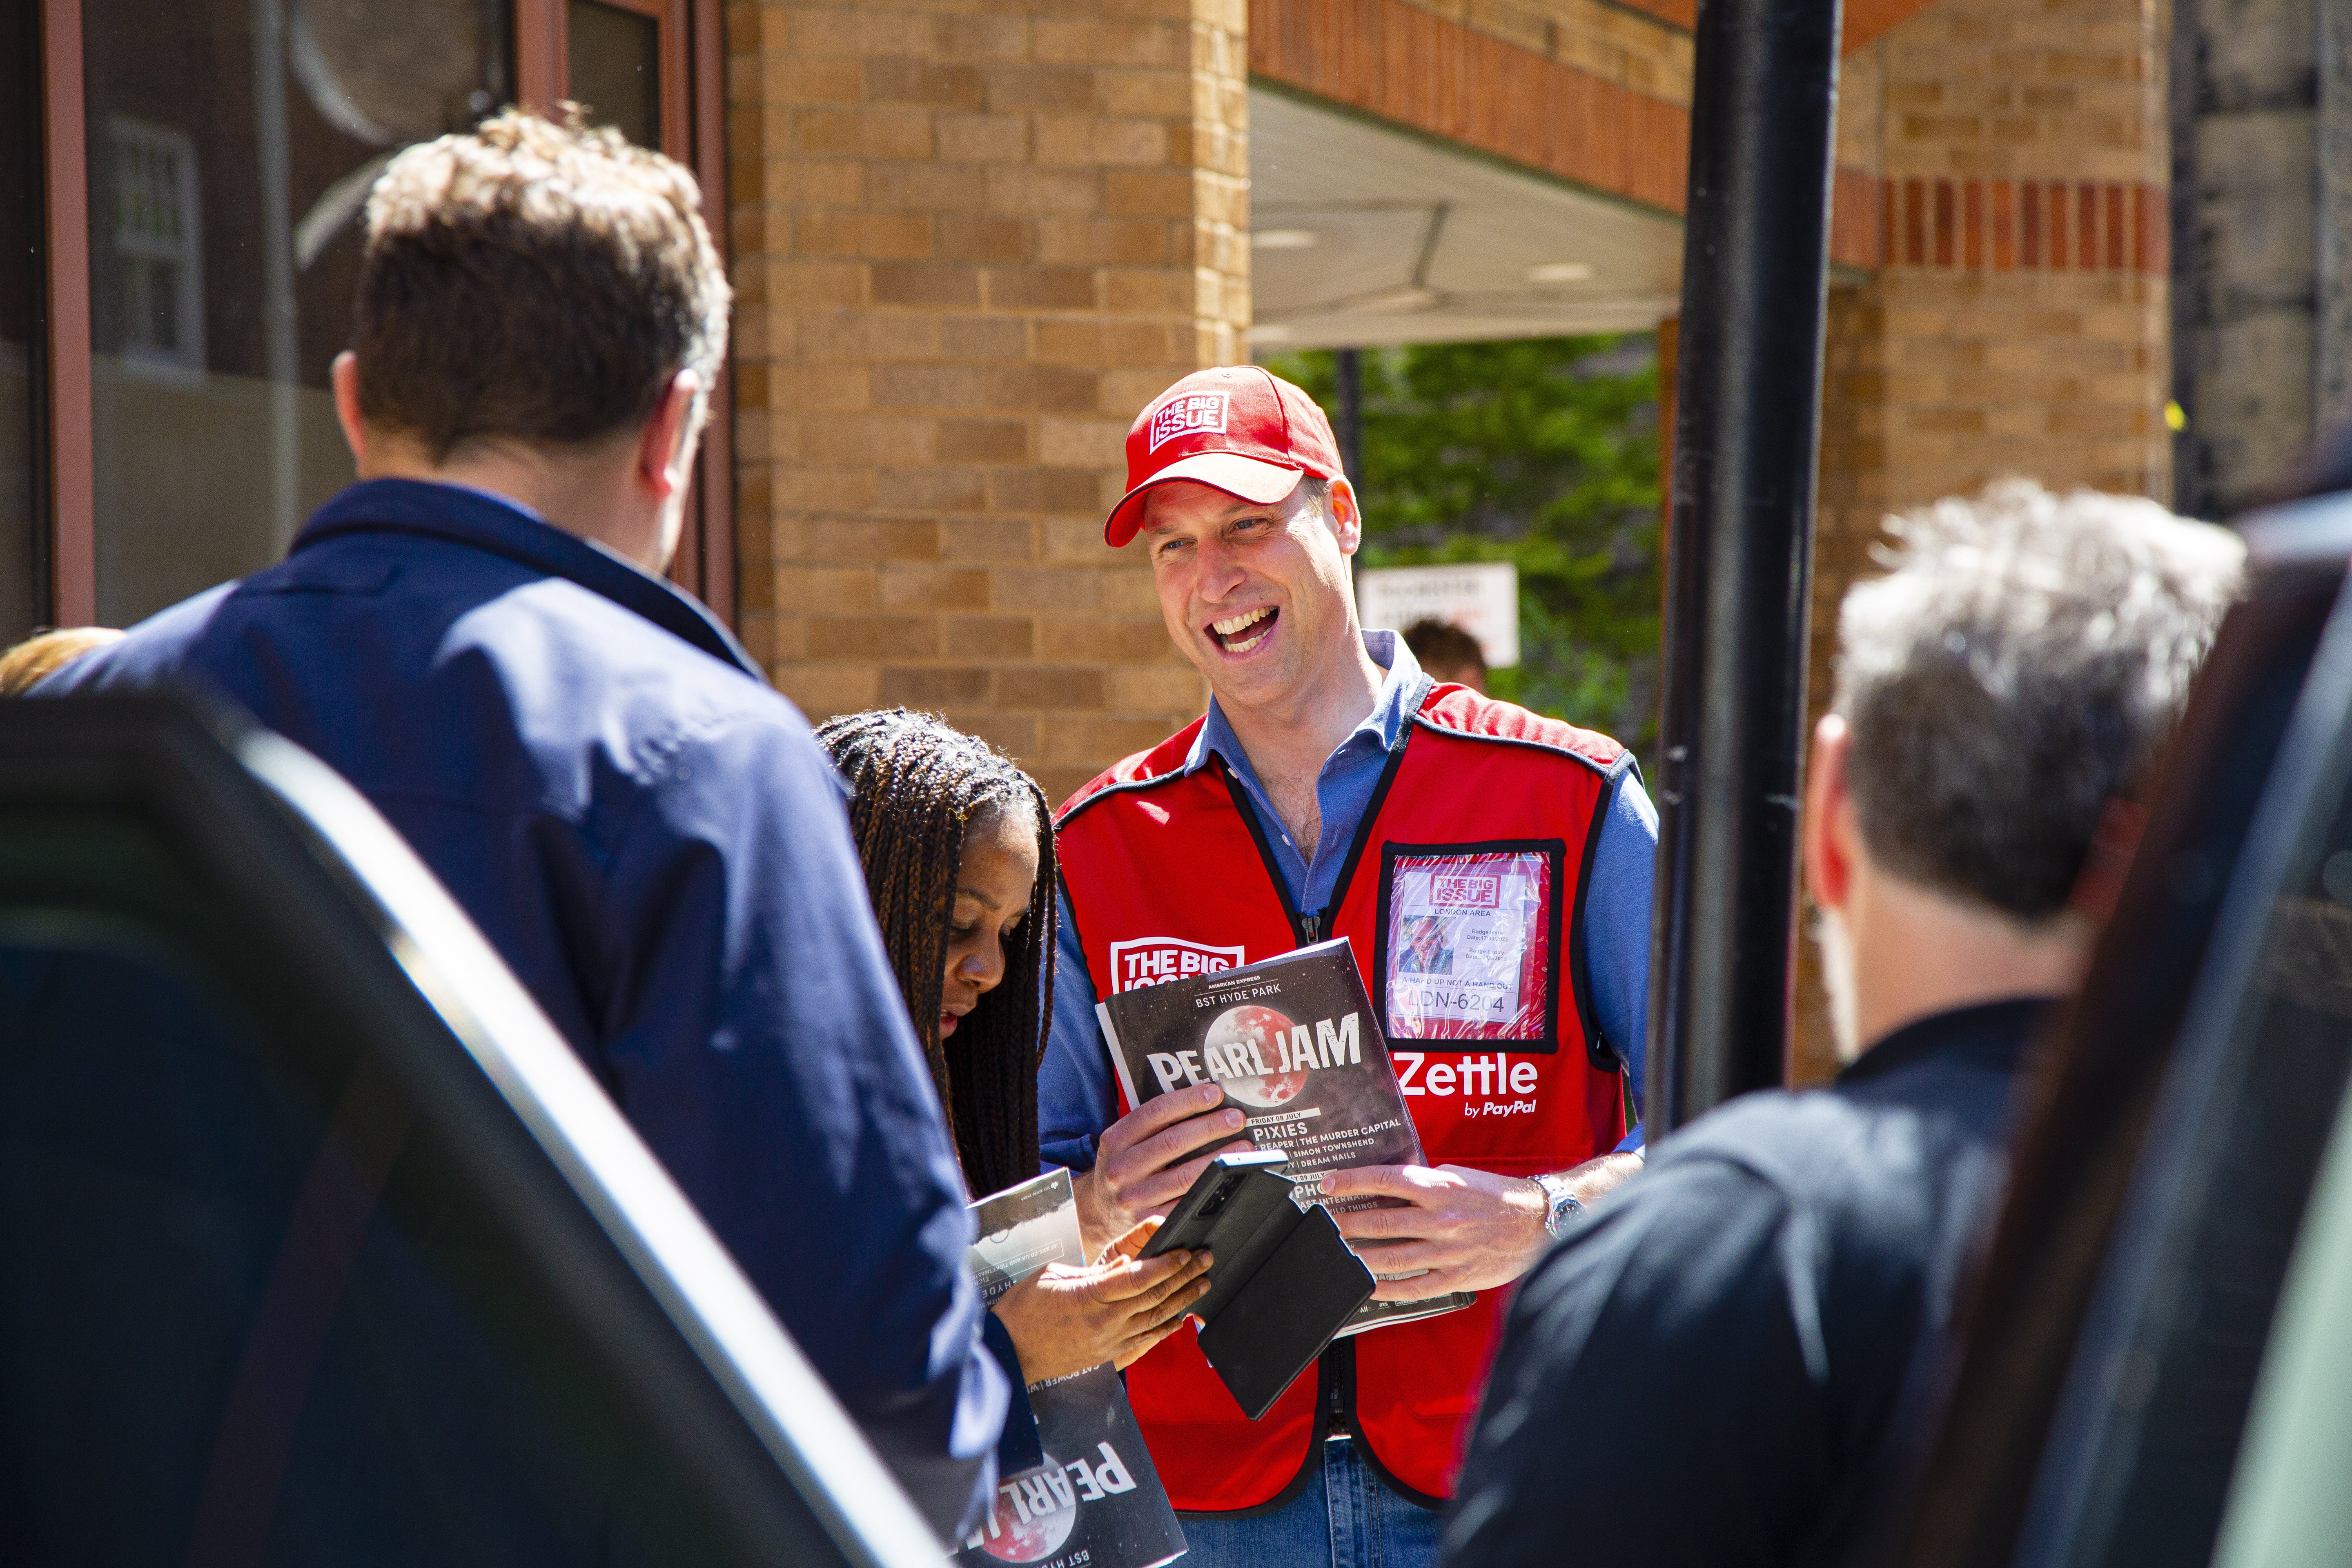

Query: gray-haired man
left=1439, top=480, right=2244, bottom=1568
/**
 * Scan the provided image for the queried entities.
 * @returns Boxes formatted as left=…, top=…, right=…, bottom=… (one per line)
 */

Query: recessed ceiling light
left=1526, top=261, right=1595, bottom=283
left=1253, top=229, right=1319, bottom=250
left=1247, top=323, right=1296, bottom=343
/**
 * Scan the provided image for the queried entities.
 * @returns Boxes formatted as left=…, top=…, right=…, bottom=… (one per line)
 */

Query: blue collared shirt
left=40, top=478, right=1012, bottom=1533
left=1040, top=631, right=1655, bottom=1173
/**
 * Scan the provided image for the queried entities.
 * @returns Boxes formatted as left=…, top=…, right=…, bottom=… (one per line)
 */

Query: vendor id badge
left=1376, top=841, right=1564, bottom=1047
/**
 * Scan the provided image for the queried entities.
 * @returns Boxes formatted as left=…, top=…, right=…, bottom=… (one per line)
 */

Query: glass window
left=568, top=0, right=661, bottom=150
left=108, top=118, right=206, bottom=374
left=1, top=0, right=42, bottom=643
left=77, top=0, right=512, bottom=627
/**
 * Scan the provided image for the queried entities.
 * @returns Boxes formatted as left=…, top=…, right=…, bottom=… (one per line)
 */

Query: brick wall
left=1795, top=0, right=2172, bottom=1083
left=1390, top=0, right=1697, bottom=103
left=1832, top=0, right=2171, bottom=515
left=726, top=0, right=1247, bottom=803
left=1248, top=0, right=1690, bottom=214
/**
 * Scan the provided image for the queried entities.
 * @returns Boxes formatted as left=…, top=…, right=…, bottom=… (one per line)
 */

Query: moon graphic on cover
left=980, top=1455, right=1077, bottom=1562
left=1204, top=1004, right=1312, bottom=1109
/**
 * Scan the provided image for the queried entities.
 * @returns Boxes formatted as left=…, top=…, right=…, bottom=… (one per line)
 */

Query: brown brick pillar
left=726, top=0, right=1247, bottom=802
left=1792, top=0, right=2172, bottom=1083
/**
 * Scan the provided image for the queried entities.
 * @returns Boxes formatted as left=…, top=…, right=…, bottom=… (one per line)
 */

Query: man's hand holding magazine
left=1319, top=1157, right=1642, bottom=1298
left=1073, top=1081, right=1254, bottom=1259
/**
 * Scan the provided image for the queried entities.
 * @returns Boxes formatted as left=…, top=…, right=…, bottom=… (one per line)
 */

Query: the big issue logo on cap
left=1104, top=366, right=1346, bottom=547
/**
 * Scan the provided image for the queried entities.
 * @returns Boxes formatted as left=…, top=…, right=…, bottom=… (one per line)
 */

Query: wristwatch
left=1530, top=1172, right=1585, bottom=1241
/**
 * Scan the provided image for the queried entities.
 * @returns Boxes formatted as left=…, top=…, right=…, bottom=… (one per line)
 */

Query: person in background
left=815, top=707, right=1213, bottom=1454
left=1442, top=480, right=2244, bottom=1568
left=40, top=109, right=1010, bottom=1535
left=1042, top=366, right=1656, bottom=1568
left=0, top=627, right=122, bottom=696
left=1401, top=617, right=1487, bottom=694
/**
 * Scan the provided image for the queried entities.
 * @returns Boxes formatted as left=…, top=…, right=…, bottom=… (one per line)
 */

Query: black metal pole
left=1648, top=0, right=1841, bottom=1136
left=1334, top=348, right=1365, bottom=484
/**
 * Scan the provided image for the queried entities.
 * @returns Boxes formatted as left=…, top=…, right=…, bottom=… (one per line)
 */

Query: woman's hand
left=991, top=1217, right=1214, bottom=1383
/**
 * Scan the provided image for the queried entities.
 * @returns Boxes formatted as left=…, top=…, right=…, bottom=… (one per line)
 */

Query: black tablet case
left=1149, top=1154, right=1377, bottom=1420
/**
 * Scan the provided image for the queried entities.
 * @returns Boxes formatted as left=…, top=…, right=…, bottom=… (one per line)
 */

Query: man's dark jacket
left=1442, top=998, right=2049, bottom=1568
left=40, top=478, right=1011, bottom=1531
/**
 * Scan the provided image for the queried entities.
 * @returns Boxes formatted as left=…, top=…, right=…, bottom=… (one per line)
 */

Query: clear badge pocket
left=1375, top=840, right=1565, bottom=1049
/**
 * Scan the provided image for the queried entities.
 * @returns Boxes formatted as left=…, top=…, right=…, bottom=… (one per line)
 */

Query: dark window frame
left=30, top=0, right=735, bottom=629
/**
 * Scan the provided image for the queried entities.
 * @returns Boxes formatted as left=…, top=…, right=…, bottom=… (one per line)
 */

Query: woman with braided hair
left=816, top=708, right=1211, bottom=1394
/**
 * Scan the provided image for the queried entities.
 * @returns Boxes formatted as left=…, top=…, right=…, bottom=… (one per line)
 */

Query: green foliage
left=1264, top=336, right=1662, bottom=760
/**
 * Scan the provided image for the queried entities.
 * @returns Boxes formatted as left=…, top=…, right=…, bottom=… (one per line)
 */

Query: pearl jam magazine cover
left=1094, top=938, right=1474, bottom=1336
left=961, top=1170, right=1186, bottom=1568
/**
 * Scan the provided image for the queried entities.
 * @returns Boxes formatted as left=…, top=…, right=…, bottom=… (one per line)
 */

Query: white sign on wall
left=1356, top=562, right=1520, bottom=668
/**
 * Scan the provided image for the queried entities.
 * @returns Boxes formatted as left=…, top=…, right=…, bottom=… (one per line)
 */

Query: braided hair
left=815, top=708, right=1056, bottom=1197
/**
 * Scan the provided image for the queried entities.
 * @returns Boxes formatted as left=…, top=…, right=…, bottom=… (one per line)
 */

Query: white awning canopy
left=1247, top=85, right=1685, bottom=350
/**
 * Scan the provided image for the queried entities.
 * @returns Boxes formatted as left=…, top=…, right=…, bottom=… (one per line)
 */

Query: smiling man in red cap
left=1037, top=365, right=1660, bottom=1568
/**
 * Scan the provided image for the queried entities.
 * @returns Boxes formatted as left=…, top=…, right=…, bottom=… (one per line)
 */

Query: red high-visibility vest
left=1055, top=682, right=1631, bottom=1511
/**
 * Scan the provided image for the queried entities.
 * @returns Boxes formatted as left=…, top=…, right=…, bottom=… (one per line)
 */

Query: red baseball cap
left=1103, top=365, right=1345, bottom=547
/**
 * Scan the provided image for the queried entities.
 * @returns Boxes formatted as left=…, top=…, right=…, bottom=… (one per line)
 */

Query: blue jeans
left=1176, top=1439, right=1444, bottom=1568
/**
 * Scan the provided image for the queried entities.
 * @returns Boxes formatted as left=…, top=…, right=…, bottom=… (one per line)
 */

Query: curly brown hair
left=815, top=708, right=1056, bottom=1197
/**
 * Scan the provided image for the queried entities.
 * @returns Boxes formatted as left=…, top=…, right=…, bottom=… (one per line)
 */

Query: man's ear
left=331, top=352, right=368, bottom=470
left=1804, top=713, right=1858, bottom=916
left=634, top=370, right=705, bottom=498
left=1325, top=477, right=1364, bottom=555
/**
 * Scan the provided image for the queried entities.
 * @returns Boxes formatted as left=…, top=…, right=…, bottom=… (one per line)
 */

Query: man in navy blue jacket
left=41, top=109, right=1011, bottom=1534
